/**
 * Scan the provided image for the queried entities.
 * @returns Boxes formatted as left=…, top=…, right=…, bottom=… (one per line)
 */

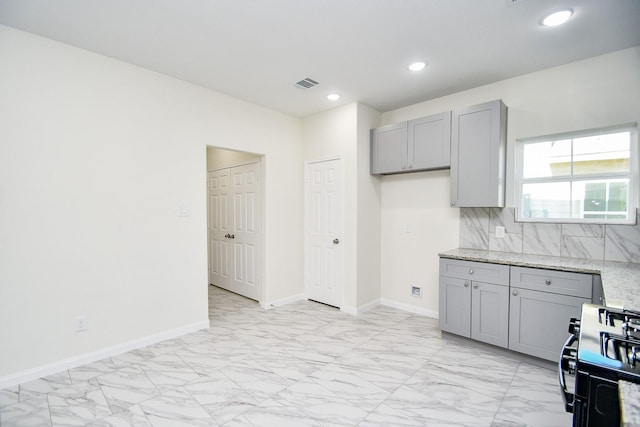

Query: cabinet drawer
left=439, top=258, right=509, bottom=286
left=510, top=266, right=592, bottom=298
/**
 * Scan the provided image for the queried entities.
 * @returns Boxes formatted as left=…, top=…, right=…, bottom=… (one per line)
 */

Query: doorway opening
left=206, top=146, right=264, bottom=312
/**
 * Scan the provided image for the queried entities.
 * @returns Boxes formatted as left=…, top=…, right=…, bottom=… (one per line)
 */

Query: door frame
left=303, top=155, right=345, bottom=308
left=207, top=157, right=265, bottom=304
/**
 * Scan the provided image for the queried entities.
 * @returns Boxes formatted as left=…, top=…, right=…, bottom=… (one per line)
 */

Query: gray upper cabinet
left=450, top=99, right=507, bottom=207
left=370, top=122, right=406, bottom=174
left=371, top=112, right=451, bottom=175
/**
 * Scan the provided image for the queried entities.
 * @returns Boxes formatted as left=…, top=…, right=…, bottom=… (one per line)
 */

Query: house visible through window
left=516, top=125, right=637, bottom=224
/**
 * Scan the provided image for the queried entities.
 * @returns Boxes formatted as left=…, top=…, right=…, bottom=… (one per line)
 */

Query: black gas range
left=559, top=303, right=640, bottom=426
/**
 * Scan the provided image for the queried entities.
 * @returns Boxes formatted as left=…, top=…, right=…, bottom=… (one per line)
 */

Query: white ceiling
left=1, top=0, right=639, bottom=118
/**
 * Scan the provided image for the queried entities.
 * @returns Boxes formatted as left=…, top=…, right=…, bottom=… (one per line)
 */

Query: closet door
left=228, top=163, right=261, bottom=301
left=208, top=168, right=231, bottom=289
left=208, top=162, right=261, bottom=301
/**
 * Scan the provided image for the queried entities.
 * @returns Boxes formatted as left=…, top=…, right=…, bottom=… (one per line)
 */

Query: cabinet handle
left=464, top=282, right=469, bottom=288
left=473, top=283, right=478, bottom=289
left=545, top=279, right=551, bottom=285
left=468, top=269, right=474, bottom=275
left=512, top=290, right=518, bottom=296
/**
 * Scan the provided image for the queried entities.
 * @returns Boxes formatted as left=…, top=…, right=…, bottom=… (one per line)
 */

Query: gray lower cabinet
left=509, top=288, right=588, bottom=361
left=371, top=112, right=451, bottom=175
left=508, top=266, right=593, bottom=362
left=439, top=258, right=596, bottom=361
left=439, top=258, right=509, bottom=348
left=450, top=99, right=506, bottom=207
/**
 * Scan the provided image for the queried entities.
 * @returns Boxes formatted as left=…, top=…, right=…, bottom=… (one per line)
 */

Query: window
left=516, top=124, right=637, bottom=224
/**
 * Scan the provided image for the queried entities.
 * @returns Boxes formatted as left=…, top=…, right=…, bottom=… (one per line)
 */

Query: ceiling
left=1, top=0, right=639, bottom=118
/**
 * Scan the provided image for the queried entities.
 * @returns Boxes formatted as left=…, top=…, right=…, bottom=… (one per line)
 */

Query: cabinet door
left=408, top=112, right=451, bottom=171
left=471, top=281, right=509, bottom=348
left=450, top=99, right=506, bottom=207
left=509, top=288, right=588, bottom=361
left=439, top=275, right=471, bottom=337
left=370, top=122, right=407, bottom=174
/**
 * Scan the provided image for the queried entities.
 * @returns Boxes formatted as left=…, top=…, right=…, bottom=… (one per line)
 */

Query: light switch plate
left=495, top=226, right=505, bottom=238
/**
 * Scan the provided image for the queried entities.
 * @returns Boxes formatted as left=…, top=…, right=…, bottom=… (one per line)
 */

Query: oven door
left=559, top=334, right=577, bottom=413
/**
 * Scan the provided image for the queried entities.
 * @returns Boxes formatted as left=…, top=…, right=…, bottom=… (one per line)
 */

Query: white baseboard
left=262, top=293, right=305, bottom=309
left=380, top=298, right=439, bottom=319
left=0, top=319, right=210, bottom=390
left=341, top=299, right=380, bottom=315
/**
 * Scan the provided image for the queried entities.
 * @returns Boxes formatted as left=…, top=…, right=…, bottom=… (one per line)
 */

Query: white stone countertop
left=439, top=248, right=640, bottom=426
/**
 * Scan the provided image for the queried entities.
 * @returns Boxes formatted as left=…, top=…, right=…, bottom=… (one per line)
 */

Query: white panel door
left=208, top=161, right=261, bottom=301
left=229, top=163, right=260, bottom=300
left=305, top=158, right=344, bottom=308
left=208, top=168, right=231, bottom=289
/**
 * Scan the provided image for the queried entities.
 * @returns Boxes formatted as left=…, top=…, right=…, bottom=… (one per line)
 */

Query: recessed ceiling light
left=327, top=93, right=340, bottom=101
left=408, top=62, right=426, bottom=72
left=541, top=9, right=573, bottom=27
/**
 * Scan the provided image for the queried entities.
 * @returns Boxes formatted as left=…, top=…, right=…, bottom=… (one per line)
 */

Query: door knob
left=473, top=284, right=478, bottom=289
left=513, top=290, right=518, bottom=296
left=545, top=279, right=552, bottom=285
left=464, top=282, right=469, bottom=288
left=333, top=238, right=339, bottom=244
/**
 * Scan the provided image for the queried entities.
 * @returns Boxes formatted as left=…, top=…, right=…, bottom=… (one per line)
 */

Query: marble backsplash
left=460, top=207, right=640, bottom=264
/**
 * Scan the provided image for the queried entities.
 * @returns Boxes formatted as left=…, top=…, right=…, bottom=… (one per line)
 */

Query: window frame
left=515, top=123, right=638, bottom=225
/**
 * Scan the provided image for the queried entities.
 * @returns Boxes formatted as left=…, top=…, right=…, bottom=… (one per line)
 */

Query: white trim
left=0, top=320, right=210, bottom=389
left=380, top=298, right=439, bottom=319
left=262, top=293, right=305, bottom=309
left=341, top=298, right=380, bottom=315
left=207, top=158, right=261, bottom=173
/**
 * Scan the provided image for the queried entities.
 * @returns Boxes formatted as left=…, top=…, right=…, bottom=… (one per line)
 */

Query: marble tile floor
left=0, top=286, right=572, bottom=426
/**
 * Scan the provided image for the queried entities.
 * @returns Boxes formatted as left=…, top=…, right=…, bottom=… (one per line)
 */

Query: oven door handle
left=559, top=334, right=577, bottom=413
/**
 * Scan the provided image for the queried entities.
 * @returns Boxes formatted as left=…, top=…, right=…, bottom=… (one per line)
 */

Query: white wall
left=380, top=47, right=640, bottom=316
left=0, top=25, right=303, bottom=382
left=355, top=104, right=382, bottom=308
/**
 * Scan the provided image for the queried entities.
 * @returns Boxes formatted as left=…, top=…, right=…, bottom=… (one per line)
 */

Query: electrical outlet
left=411, top=286, right=422, bottom=298
left=75, top=316, right=88, bottom=332
left=495, top=226, right=505, bottom=238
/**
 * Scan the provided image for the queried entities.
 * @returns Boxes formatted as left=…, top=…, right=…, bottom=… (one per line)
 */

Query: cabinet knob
left=545, top=279, right=551, bottom=285
left=512, top=290, right=518, bottom=296
left=468, top=269, right=474, bottom=275
left=464, top=282, right=469, bottom=288
left=473, top=283, right=478, bottom=289
left=451, top=201, right=456, bottom=206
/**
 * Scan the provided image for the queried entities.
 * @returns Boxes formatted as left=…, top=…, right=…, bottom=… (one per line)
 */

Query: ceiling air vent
left=293, top=77, right=319, bottom=89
